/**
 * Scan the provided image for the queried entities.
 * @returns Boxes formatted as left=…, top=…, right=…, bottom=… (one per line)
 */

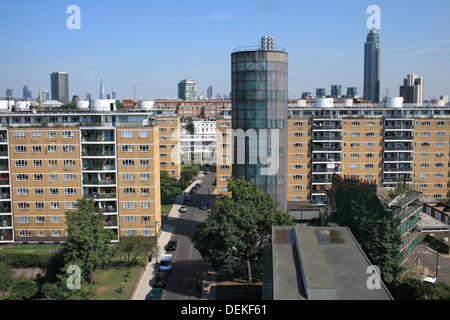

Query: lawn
left=161, top=204, right=173, bottom=213
left=181, top=163, right=200, bottom=176
left=92, top=252, right=148, bottom=300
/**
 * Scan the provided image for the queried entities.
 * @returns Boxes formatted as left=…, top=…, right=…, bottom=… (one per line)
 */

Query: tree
left=62, top=198, right=115, bottom=283
left=7, top=279, right=38, bottom=300
left=119, top=236, right=158, bottom=267
left=185, top=119, right=195, bottom=135
left=191, top=177, right=294, bottom=283
left=160, top=170, right=185, bottom=205
left=334, top=184, right=400, bottom=283
left=0, top=262, right=14, bottom=297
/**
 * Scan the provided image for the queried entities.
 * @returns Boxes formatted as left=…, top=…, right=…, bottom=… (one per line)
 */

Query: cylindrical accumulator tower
left=231, top=38, right=288, bottom=210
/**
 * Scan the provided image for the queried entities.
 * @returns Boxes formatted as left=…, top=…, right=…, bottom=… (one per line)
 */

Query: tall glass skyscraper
left=178, top=79, right=198, bottom=101
left=231, top=36, right=288, bottom=210
left=363, top=28, right=381, bottom=103
left=51, top=71, right=70, bottom=105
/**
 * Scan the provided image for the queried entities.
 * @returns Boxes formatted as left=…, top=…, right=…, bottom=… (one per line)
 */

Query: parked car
left=204, top=169, right=210, bottom=175
left=166, top=240, right=177, bottom=251
left=179, top=205, right=188, bottom=213
left=190, top=187, right=198, bottom=193
left=147, top=287, right=163, bottom=300
left=159, top=254, right=173, bottom=272
left=200, top=200, right=208, bottom=210
left=184, top=194, right=191, bottom=201
left=212, top=178, right=216, bottom=186
left=153, top=271, right=168, bottom=288
left=195, top=183, right=201, bottom=189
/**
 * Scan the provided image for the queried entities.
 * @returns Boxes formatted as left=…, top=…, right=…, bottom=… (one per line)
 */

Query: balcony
left=383, top=165, right=413, bottom=173
left=0, top=216, right=12, bottom=227
left=83, top=159, right=116, bottom=171
left=384, top=143, right=413, bottom=151
left=312, top=155, right=342, bottom=163
left=82, top=146, right=115, bottom=157
left=81, top=130, right=115, bottom=143
left=312, top=134, right=342, bottom=142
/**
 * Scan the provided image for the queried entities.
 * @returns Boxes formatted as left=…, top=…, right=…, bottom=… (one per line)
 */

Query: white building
left=180, top=119, right=216, bottom=165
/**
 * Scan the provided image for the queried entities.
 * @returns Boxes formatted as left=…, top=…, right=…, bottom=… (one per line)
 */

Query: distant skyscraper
left=330, top=85, right=342, bottom=98
left=399, top=74, right=424, bottom=105
left=100, top=77, right=106, bottom=99
left=51, top=71, right=69, bottom=105
left=23, top=85, right=33, bottom=101
left=178, top=79, right=197, bottom=101
left=231, top=36, right=288, bottom=210
left=363, top=28, right=381, bottom=103
left=5, top=89, right=14, bottom=100
left=316, top=88, right=326, bottom=98
left=207, top=86, right=213, bottom=99
left=346, top=87, right=358, bottom=98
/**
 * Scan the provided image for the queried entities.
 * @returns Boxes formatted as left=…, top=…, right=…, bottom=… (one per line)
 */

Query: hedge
left=0, top=251, right=57, bottom=268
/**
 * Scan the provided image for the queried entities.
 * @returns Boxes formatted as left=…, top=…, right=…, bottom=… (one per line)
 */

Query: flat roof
left=271, top=226, right=393, bottom=300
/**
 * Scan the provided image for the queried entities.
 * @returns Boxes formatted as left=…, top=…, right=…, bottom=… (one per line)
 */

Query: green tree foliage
left=185, top=119, right=195, bottom=135
left=119, top=236, right=158, bottom=267
left=334, top=184, right=400, bottom=283
left=191, top=177, right=295, bottom=283
left=62, top=198, right=115, bottom=283
left=160, top=170, right=189, bottom=205
left=0, top=262, right=14, bottom=297
left=7, top=279, right=39, bottom=300
left=389, top=277, right=450, bottom=300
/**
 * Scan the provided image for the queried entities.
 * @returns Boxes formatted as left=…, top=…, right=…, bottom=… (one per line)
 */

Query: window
left=63, top=159, right=76, bottom=167
left=350, top=143, right=360, bottom=148
left=18, top=216, right=30, bottom=223
left=350, top=164, right=359, bottom=169
left=63, top=145, right=75, bottom=153
left=420, top=153, right=430, bottom=158
left=64, top=174, right=76, bottom=181
left=421, top=132, right=431, bottom=137
left=64, top=188, right=77, bottom=195
left=365, top=163, right=374, bottom=169
left=123, top=188, right=135, bottom=195
left=351, top=132, right=360, bottom=138
left=31, top=131, right=41, bottom=138
left=366, top=132, right=375, bottom=137
left=140, top=173, right=150, bottom=181
left=47, top=145, right=57, bottom=153
left=122, top=145, right=134, bottom=152
left=437, top=121, right=446, bottom=127
left=365, top=142, right=374, bottom=148
left=293, top=175, right=302, bottom=180
left=122, top=159, right=135, bottom=166
left=14, top=131, right=26, bottom=139
left=123, top=202, right=136, bottom=209
left=421, top=142, right=430, bottom=148
left=351, top=121, right=360, bottom=127
left=36, top=216, right=45, bottom=223
left=62, top=130, right=74, bottom=138
left=123, top=173, right=135, bottom=181
left=294, top=121, right=303, bottom=127
left=18, top=202, right=30, bottom=209
left=50, top=202, right=60, bottom=209
left=32, top=146, right=41, bottom=153
left=17, top=188, right=29, bottom=196
left=49, top=188, right=59, bottom=195
left=16, top=174, right=28, bottom=181
left=15, top=160, right=27, bottom=167
left=18, top=230, right=32, bottom=237
left=141, top=202, right=150, bottom=209
left=35, top=202, right=44, bottom=210
left=51, top=216, right=60, bottom=223
left=65, top=202, right=77, bottom=209
left=140, top=159, right=149, bottom=166
left=365, top=153, right=375, bottom=159
left=366, top=121, right=375, bottom=127
left=33, top=160, right=42, bottom=167
left=14, top=146, right=27, bottom=153
left=141, top=187, right=150, bottom=195
left=34, top=188, right=44, bottom=195
left=139, top=145, right=149, bottom=152
left=47, top=131, right=57, bottom=138
left=51, top=230, right=61, bottom=237
left=121, top=130, right=134, bottom=138
left=139, top=130, right=148, bottom=138
left=350, top=153, right=359, bottom=159
left=49, top=173, right=58, bottom=181
left=435, top=153, right=445, bottom=158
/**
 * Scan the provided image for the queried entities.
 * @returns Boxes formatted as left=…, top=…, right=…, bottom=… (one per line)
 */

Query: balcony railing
left=384, top=135, right=414, bottom=141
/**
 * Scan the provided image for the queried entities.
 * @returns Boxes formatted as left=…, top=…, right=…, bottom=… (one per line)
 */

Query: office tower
left=51, top=71, right=70, bottom=105
left=111, top=92, right=117, bottom=100
left=399, top=74, right=424, bottom=105
left=100, top=77, right=106, bottom=99
left=231, top=36, right=288, bottom=210
left=346, top=87, right=358, bottom=98
left=316, top=88, right=326, bottom=98
left=178, top=79, right=197, bottom=101
left=331, top=85, right=342, bottom=98
left=23, top=85, right=33, bottom=101
left=363, top=28, right=381, bottom=103
left=207, top=86, right=213, bottom=99
left=6, top=89, right=14, bottom=100
left=301, top=92, right=312, bottom=100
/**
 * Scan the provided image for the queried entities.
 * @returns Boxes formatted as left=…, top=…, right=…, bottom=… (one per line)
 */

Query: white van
left=159, top=254, right=173, bottom=272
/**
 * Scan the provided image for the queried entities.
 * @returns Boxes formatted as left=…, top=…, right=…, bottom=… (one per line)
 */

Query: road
left=163, top=166, right=217, bottom=300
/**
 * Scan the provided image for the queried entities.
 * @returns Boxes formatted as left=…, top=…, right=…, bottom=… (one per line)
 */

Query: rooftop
left=269, top=226, right=393, bottom=300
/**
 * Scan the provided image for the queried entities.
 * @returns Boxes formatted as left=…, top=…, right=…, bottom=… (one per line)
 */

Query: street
left=163, top=166, right=217, bottom=300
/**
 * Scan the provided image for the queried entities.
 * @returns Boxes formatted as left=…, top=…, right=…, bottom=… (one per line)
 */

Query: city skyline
left=0, top=0, right=449, bottom=101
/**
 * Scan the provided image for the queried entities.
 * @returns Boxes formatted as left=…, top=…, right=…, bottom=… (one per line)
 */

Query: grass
left=181, top=163, right=200, bottom=176
left=92, top=252, right=148, bottom=300
left=161, top=204, right=173, bottom=213
left=0, top=245, right=61, bottom=254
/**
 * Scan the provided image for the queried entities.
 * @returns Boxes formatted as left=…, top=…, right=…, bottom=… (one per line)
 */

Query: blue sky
left=0, top=0, right=449, bottom=101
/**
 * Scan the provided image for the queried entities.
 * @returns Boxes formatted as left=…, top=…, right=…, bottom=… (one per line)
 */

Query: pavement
left=132, top=173, right=218, bottom=300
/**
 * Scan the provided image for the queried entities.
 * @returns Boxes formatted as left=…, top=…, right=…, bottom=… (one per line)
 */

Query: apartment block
left=155, top=114, right=181, bottom=180
left=215, top=114, right=232, bottom=197
left=0, top=108, right=164, bottom=244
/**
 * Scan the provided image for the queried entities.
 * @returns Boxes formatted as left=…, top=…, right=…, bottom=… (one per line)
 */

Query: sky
left=0, top=0, right=449, bottom=101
